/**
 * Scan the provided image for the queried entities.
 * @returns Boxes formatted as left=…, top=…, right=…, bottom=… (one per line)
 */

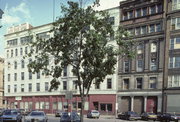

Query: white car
left=25, top=111, right=48, bottom=122
left=87, top=110, right=100, bottom=118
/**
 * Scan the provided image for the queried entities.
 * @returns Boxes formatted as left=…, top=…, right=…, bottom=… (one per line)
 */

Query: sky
left=0, top=0, right=123, bottom=58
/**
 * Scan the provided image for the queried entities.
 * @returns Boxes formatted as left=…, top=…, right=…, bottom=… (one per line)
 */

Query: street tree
left=27, top=1, right=134, bottom=122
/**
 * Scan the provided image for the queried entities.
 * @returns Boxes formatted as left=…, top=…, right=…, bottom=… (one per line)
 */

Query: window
left=8, top=85, right=10, bottom=93
left=20, top=36, right=32, bottom=45
left=136, top=78, right=143, bottom=89
left=136, top=9, right=141, bottom=17
left=100, top=104, right=106, bottom=111
left=169, top=57, right=180, bottom=69
left=14, top=84, right=17, bottom=92
left=37, top=71, right=40, bottom=79
left=29, top=83, right=32, bottom=92
left=14, top=73, right=17, bottom=81
left=141, top=26, right=147, bottom=34
left=124, top=60, right=130, bottom=72
left=108, top=17, right=115, bottom=25
left=20, top=48, right=23, bottom=55
left=123, top=79, right=129, bottom=90
left=128, top=11, right=133, bottom=19
left=107, top=79, right=112, bottom=89
left=171, top=18, right=176, bottom=30
left=150, top=5, right=156, bottom=14
left=170, top=37, right=180, bottom=50
left=7, top=50, right=9, bottom=58
left=14, top=61, right=17, bottom=69
left=25, top=47, right=28, bottom=54
left=157, top=4, right=162, bottom=13
left=21, top=72, right=24, bottom=80
left=45, top=82, right=49, bottom=91
left=21, top=84, right=24, bottom=92
left=137, top=44, right=143, bottom=54
left=63, top=81, right=67, bottom=90
left=15, top=49, right=18, bottom=56
left=127, top=28, right=134, bottom=35
left=123, top=12, right=128, bottom=20
left=8, top=74, right=10, bottom=81
left=21, top=60, right=24, bottom=68
left=149, top=24, right=155, bottom=33
left=63, top=66, right=67, bottom=76
left=172, top=0, right=180, bottom=10
left=171, top=18, right=180, bottom=30
left=142, top=7, right=147, bottom=16
left=36, top=83, right=40, bottom=91
left=176, top=38, right=180, bottom=44
left=29, top=71, right=32, bottom=80
left=149, top=77, right=157, bottom=89
left=95, top=83, right=100, bottom=89
left=11, top=49, right=13, bottom=57
left=135, top=27, right=141, bottom=35
left=73, top=80, right=78, bottom=90
left=168, top=75, right=180, bottom=87
left=137, top=60, right=143, bottom=72
left=156, top=23, right=162, bottom=32
left=150, top=58, right=157, bottom=71
left=175, top=57, right=180, bottom=68
left=170, top=38, right=175, bottom=50
left=7, top=39, right=17, bottom=46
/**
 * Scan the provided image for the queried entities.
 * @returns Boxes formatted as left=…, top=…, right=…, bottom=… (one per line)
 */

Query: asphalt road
left=47, top=115, right=148, bottom=122
left=21, top=115, right=160, bottom=122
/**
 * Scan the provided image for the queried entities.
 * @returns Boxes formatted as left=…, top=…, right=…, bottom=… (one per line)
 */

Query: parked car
left=141, top=112, right=157, bottom=120
left=55, top=110, right=64, bottom=117
left=60, top=112, right=80, bottom=122
left=159, top=113, right=180, bottom=121
left=87, top=110, right=100, bottom=119
left=1, top=109, right=22, bottom=122
left=118, top=111, right=141, bottom=120
left=24, top=111, right=48, bottom=122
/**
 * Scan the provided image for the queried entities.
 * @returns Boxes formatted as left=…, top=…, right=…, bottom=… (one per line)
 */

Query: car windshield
left=92, top=111, right=99, bottom=113
left=4, top=110, right=18, bottom=115
left=30, top=112, right=44, bottom=116
left=61, top=113, right=80, bottom=120
left=148, top=113, right=156, bottom=115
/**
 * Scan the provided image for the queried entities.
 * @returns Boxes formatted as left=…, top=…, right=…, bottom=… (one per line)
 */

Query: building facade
left=117, top=0, right=164, bottom=114
left=0, top=57, right=4, bottom=108
left=4, top=7, right=120, bottom=115
left=163, top=0, right=180, bottom=113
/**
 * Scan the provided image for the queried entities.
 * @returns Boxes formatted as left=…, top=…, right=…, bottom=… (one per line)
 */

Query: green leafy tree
left=27, top=1, right=133, bottom=122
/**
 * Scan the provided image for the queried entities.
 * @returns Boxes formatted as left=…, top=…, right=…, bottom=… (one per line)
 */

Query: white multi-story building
left=4, top=7, right=120, bottom=114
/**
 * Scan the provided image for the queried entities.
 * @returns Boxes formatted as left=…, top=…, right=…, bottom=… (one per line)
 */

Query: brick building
left=117, top=0, right=164, bottom=114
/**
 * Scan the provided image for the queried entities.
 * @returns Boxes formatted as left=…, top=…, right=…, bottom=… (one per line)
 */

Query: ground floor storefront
left=117, top=91, right=162, bottom=114
left=163, top=90, right=180, bottom=113
left=5, top=94, right=116, bottom=115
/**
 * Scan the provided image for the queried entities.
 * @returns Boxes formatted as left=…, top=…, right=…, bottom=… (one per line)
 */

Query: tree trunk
left=80, top=96, right=85, bottom=122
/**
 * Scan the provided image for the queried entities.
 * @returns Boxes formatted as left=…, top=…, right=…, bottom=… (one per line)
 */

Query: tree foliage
left=27, top=1, right=133, bottom=121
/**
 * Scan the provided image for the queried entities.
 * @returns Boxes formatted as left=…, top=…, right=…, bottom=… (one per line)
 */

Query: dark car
left=160, top=113, right=180, bottom=121
left=1, top=109, right=22, bottom=122
left=60, top=112, right=80, bottom=122
left=141, top=112, right=157, bottom=120
left=55, top=110, right=64, bottom=117
left=118, top=111, right=141, bottom=120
